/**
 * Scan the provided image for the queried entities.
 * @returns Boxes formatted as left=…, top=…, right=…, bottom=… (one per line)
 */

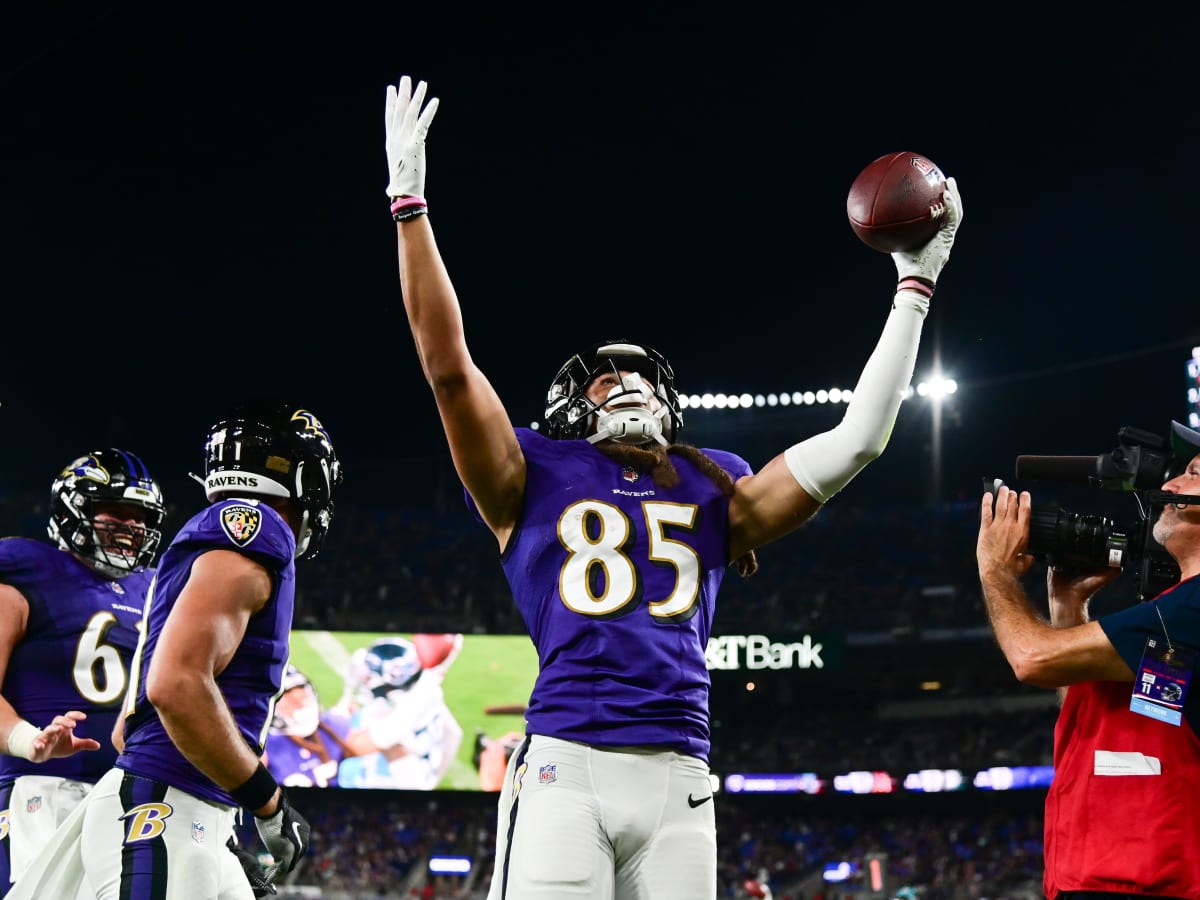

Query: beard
left=1153, top=515, right=1173, bottom=547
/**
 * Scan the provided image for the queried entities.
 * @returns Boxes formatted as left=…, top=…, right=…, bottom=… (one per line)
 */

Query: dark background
left=5, top=8, right=1198, bottom=520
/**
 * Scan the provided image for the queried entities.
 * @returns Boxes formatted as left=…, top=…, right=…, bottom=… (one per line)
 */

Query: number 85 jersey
left=0, top=538, right=150, bottom=785
left=477, top=429, right=752, bottom=763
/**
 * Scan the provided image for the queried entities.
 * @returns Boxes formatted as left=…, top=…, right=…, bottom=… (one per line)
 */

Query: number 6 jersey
left=475, top=429, right=752, bottom=762
left=0, top=538, right=151, bottom=785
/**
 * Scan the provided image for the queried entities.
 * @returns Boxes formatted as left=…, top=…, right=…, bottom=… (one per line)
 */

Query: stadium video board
left=275, top=630, right=538, bottom=792
left=274, top=629, right=840, bottom=793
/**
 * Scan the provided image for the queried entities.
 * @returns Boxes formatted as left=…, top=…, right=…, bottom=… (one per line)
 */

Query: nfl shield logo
left=538, top=764, right=557, bottom=785
left=26, top=796, right=41, bottom=814
left=622, top=467, right=639, bottom=483
left=192, top=821, right=206, bottom=844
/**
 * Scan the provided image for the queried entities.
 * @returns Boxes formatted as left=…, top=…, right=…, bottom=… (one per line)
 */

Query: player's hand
left=226, top=836, right=277, bottom=897
left=254, top=790, right=311, bottom=883
left=385, top=75, right=439, bottom=198
left=892, top=176, right=963, bottom=285
left=30, top=711, right=102, bottom=762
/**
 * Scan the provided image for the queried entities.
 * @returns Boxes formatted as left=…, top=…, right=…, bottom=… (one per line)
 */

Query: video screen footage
left=273, top=631, right=538, bottom=791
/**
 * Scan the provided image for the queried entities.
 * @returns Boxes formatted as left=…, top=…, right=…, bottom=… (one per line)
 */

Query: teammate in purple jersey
left=7, top=401, right=343, bottom=900
left=0, top=448, right=164, bottom=895
left=384, top=76, right=964, bottom=899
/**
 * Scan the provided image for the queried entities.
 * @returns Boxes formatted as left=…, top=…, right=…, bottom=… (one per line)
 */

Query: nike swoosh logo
left=291, top=821, right=305, bottom=847
left=687, top=793, right=712, bottom=808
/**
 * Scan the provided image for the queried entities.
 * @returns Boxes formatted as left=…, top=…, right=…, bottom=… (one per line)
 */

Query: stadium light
left=916, top=376, right=957, bottom=401
left=545, top=375, right=955, bottom=417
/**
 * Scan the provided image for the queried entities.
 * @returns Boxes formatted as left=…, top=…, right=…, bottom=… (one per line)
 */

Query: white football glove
left=384, top=75, right=440, bottom=199
left=891, top=176, right=963, bottom=285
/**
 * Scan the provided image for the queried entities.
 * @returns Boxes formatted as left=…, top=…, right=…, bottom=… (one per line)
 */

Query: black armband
left=391, top=195, right=429, bottom=222
left=231, top=762, right=279, bottom=813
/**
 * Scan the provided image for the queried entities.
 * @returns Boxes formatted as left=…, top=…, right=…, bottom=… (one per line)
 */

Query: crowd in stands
left=0, top=486, right=1140, bottom=638
left=242, top=789, right=1046, bottom=899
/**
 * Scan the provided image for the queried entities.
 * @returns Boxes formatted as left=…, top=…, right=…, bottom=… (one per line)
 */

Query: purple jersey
left=264, top=710, right=353, bottom=788
left=472, top=429, right=752, bottom=761
left=117, top=499, right=295, bottom=806
left=0, top=538, right=150, bottom=786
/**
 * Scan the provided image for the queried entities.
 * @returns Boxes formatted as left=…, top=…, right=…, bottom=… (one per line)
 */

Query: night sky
left=5, top=9, right=1198, bottom=521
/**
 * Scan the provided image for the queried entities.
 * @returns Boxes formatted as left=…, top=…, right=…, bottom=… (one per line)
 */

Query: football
left=846, top=152, right=947, bottom=253
left=412, top=632, right=460, bottom=669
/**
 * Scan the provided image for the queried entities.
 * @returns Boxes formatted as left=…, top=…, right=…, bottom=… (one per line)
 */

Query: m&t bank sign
left=705, top=634, right=829, bottom=670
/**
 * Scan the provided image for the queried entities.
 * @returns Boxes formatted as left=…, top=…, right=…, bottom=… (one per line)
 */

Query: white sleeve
left=783, top=293, right=926, bottom=503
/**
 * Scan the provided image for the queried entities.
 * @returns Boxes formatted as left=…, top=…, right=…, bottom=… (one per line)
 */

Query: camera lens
left=1027, top=505, right=1128, bottom=572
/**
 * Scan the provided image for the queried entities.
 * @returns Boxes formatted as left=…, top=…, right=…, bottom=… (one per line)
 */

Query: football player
left=0, top=449, right=164, bottom=892
left=337, top=637, right=463, bottom=790
left=384, top=75, right=962, bottom=899
left=7, top=401, right=342, bottom=899
left=264, top=664, right=355, bottom=788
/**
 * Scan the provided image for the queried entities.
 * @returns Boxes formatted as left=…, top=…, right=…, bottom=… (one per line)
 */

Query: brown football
left=412, top=632, right=459, bottom=669
left=846, top=151, right=947, bottom=253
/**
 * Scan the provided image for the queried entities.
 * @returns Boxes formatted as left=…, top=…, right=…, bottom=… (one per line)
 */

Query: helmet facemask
left=589, top=371, right=672, bottom=446
left=544, top=341, right=683, bottom=446
left=48, top=451, right=166, bottom=578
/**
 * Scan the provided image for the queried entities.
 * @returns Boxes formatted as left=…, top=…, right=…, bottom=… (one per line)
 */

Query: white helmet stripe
left=204, top=472, right=290, bottom=500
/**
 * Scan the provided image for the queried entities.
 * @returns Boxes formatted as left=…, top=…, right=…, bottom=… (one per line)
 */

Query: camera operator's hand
left=1047, top=566, right=1122, bottom=627
left=977, top=486, right=1036, bottom=580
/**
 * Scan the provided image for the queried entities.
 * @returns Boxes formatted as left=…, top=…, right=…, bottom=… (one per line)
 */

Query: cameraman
left=977, top=421, right=1200, bottom=900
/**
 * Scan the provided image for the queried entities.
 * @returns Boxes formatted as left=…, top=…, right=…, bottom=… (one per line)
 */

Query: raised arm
left=728, top=179, right=963, bottom=559
left=386, top=77, right=525, bottom=546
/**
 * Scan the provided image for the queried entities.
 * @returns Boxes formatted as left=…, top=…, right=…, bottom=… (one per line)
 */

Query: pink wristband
left=896, top=277, right=934, bottom=299
left=390, top=196, right=427, bottom=213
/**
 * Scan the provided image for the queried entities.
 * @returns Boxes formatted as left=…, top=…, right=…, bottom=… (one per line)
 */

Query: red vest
left=1045, top=679, right=1200, bottom=898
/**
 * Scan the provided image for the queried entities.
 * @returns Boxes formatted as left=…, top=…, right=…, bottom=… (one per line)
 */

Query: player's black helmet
left=48, top=449, right=166, bottom=578
left=544, top=340, right=683, bottom=444
left=203, top=400, right=343, bottom=560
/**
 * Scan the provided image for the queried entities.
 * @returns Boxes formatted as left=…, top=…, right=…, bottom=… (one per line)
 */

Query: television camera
left=994, top=422, right=1200, bottom=598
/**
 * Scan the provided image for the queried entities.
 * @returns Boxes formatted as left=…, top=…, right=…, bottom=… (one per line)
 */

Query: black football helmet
left=48, top=449, right=166, bottom=578
left=203, top=400, right=343, bottom=560
left=544, top=340, right=683, bottom=445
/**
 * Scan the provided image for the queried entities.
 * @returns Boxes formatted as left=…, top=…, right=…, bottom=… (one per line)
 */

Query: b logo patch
left=221, top=505, right=262, bottom=547
left=122, top=802, right=173, bottom=843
